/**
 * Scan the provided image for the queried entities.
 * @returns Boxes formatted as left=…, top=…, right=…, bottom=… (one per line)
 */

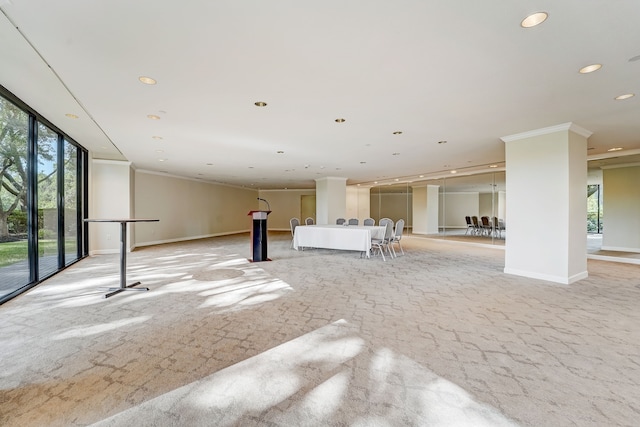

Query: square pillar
left=412, top=184, right=440, bottom=234
left=315, top=177, right=347, bottom=225
left=501, top=123, right=591, bottom=284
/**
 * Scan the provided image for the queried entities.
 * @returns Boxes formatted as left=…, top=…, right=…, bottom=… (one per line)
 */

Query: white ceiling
left=1, top=1, right=639, bottom=190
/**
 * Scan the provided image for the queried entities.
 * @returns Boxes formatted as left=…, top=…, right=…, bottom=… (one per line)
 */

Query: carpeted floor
left=1, top=232, right=639, bottom=426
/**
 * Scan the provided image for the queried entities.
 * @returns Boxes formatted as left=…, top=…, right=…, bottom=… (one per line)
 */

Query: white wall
left=602, top=164, right=640, bottom=252
left=89, top=160, right=132, bottom=254
left=133, top=171, right=257, bottom=247
left=258, top=189, right=316, bottom=230
left=439, top=192, right=479, bottom=228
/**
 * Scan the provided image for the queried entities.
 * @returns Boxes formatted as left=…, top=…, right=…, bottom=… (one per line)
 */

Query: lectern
left=248, top=210, right=271, bottom=262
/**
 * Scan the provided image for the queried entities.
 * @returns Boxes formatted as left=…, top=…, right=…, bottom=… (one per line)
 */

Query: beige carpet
left=1, top=232, right=639, bottom=426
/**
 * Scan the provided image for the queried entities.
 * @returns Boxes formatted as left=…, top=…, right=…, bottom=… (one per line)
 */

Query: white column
left=412, top=184, right=440, bottom=234
left=346, top=186, right=371, bottom=221
left=315, top=177, right=347, bottom=225
left=501, top=123, right=591, bottom=284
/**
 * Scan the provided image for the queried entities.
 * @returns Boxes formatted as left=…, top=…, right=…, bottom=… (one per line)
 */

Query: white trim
left=501, top=122, right=593, bottom=143
left=601, top=245, right=640, bottom=252
left=503, top=267, right=588, bottom=284
left=588, top=254, right=640, bottom=265
left=134, top=230, right=250, bottom=248
left=588, top=148, right=640, bottom=161
left=135, top=169, right=255, bottom=190
left=600, top=162, right=640, bottom=170
left=92, top=159, right=132, bottom=166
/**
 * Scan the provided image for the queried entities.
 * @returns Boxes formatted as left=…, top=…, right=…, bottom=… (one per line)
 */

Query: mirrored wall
left=370, top=171, right=506, bottom=245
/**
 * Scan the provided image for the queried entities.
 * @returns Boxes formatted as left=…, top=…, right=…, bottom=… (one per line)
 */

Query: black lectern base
left=248, top=258, right=272, bottom=263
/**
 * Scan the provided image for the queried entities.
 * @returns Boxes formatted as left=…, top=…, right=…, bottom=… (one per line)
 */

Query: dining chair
left=371, top=220, right=394, bottom=261
left=336, top=217, right=346, bottom=225
left=305, top=217, right=314, bottom=225
left=464, top=216, right=474, bottom=235
left=348, top=218, right=359, bottom=225
left=471, top=216, right=481, bottom=235
left=390, top=218, right=405, bottom=256
left=363, top=218, right=375, bottom=226
left=480, top=216, right=492, bottom=236
left=289, top=217, right=300, bottom=249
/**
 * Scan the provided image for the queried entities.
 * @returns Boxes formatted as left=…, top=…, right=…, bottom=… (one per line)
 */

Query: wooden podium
left=248, top=210, right=271, bottom=262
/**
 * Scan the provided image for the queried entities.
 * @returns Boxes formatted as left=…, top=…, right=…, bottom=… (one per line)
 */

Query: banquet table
left=293, top=224, right=386, bottom=257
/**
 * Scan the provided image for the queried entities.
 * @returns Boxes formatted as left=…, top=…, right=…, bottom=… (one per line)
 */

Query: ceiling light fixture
left=254, top=101, right=267, bottom=107
left=450, top=170, right=457, bottom=174
left=437, top=140, right=447, bottom=144
left=277, top=150, right=284, bottom=154
left=521, top=12, right=548, bottom=28
left=152, top=135, right=163, bottom=140
left=419, top=175, right=424, bottom=178
left=335, top=118, right=346, bottom=123
left=579, top=64, right=602, bottom=74
left=615, top=93, right=635, bottom=100
left=392, top=152, right=400, bottom=156
left=607, top=147, right=623, bottom=152
left=139, top=76, right=157, bottom=85
left=393, top=131, right=402, bottom=135
left=147, top=114, right=161, bottom=120
left=489, top=165, right=498, bottom=168
left=65, top=113, right=79, bottom=119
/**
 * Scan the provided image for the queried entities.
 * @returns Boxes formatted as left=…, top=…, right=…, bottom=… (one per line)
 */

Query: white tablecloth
left=293, top=225, right=386, bottom=256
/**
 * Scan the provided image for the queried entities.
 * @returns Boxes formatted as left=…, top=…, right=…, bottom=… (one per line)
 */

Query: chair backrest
left=348, top=218, right=359, bottom=225
left=465, top=216, right=472, bottom=226
left=493, top=217, right=499, bottom=228
left=336, top=217, right=346, bottom=225
left=394, top=219, right=405, bottom=239
left=383, top=220, right=394, bottom=241
left=379, top=218, right=394, bottom=229
left=305, top=217, right=314, bottom=225
left=363, top=218, right=375, bottom=226
left=471, top=216, right=480, bottom=227
left=481, top=216, right=491, bottom=227
left=290, top=218, right=300, bottom=236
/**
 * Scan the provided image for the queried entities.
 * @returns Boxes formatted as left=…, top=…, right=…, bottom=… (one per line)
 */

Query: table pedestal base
left=103, top=282, right=149, bottom=299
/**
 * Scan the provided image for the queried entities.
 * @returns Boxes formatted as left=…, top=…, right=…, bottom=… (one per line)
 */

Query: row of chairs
left=464, top=216, right=505, bottom=238
left=336, top=217, right=375, bottom=226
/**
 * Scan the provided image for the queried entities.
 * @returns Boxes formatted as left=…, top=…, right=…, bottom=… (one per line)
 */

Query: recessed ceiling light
left=254, top=101, right=267, bottom=107
left=277, top=150, right=284, bottom=154
left=392, top=152, right=400, bottom=156
left=607, top=147, right=623, bottom=152
left=335, top=118, right=346, bottom=123
left=615, top=93, right=635, bottom=100
left=65, top=113, right=79, bottom=119
left=147, top=114, right=161, bottom=120
left=394, top=179, right=399, bottom=182
left=360, top=161, right=366, bottom=164
left=579, top=64, right=602, bottom=74
left=152, top=135, right=163, bottom=140
left=521, top=12, right=548, bottom=28
left=393, top=131, right=402, bottom=135
left=206, top=163, right=213, bottom=166
left=437, top=140, right=447, bottom=144
left=450, top=170, right=457, bottom=174
left=489, top=165, right=498, bottom=168
left=419, top=175, right=424, bottom=178
left=374, top=181, right=378, bottom=184
left=139, top=76, right=157, bottom=85
left=158, top=158, right=167, bottom=162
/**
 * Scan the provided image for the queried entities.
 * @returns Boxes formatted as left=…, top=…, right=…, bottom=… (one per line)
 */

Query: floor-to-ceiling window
left=36, top=122, right=59, bottom=279
left=0, top=87, right=88, bottom=304
left=0, top=95, right=30, bottom=296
